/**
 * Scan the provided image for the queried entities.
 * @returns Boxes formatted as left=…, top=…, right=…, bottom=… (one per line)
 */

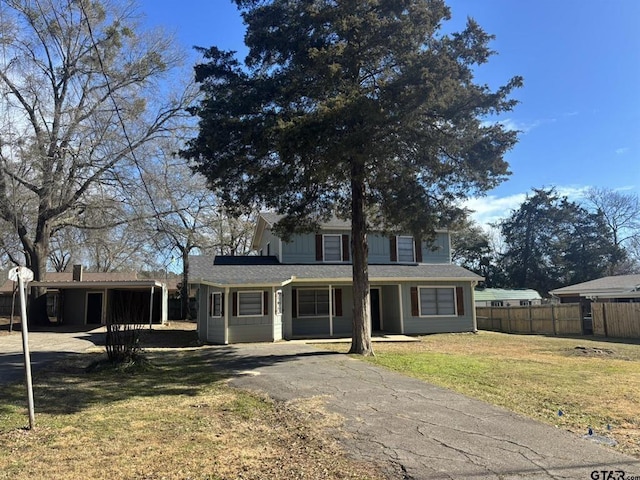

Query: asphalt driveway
left=216, top=342, right=639, bottom=480
left=0, top=327, right=105, bottom=385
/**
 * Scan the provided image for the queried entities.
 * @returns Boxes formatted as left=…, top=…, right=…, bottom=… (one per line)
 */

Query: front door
left=370, top=288, right=381, bottom=331
left=86, top=292, right=103, bottom=324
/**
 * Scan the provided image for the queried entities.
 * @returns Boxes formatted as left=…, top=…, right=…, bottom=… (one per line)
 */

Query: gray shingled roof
left=550, top=274, right=640, bottom=296
left=190, top=255, right=482, bottom=286
left=260, top=212, right=351, bottom=229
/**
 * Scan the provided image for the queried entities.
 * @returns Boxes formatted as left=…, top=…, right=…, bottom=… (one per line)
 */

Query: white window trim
left=397, top=235, right=416, bottom=262
left=238, top=290, right=264, bottom=317
left=209, top=292, right=222, bottom=318
left=275, top=290, right=283, bottom=316
left=297, top=287, right=336, bottom=318
left=322, top=234, right=343, bottom=262
left=418, top=286, right=458, bottom=317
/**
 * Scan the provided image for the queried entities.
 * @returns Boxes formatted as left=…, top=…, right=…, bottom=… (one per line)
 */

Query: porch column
left=471, top=281, right=478, bottom=332
left=224, top=287, right=230, bottom=345
left=148, top=286, right=155, bottom=330
left=398, top=284, right=404, bottom=334
left=329, top=284, right=333, bottom=337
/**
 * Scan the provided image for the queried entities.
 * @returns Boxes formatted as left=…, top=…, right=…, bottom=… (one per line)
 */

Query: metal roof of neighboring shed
left=474, top=288, right=541, bottom=302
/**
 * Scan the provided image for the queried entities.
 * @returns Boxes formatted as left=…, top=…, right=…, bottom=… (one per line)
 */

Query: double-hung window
left=323, top=235, right=342, bottom=262
left=298, top=289, right=330, bottom=317
left=238, top=291, right=263, bottom=316
left=209, top=292, right=222, bottom=317
left=419, top=287, right=456, bottom=316
left=397, top=236, right=415, bottom=262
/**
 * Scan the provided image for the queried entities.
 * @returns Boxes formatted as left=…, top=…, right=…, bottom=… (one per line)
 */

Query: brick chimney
left=72, top=264, right=83, bottom=282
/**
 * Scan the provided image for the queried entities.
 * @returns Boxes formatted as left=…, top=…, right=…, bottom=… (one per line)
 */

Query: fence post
left=552, top=304, right=557, bottom=335
left=602, top=304, right=608, bottom=338
left=529, top=305, right=533, bottom=333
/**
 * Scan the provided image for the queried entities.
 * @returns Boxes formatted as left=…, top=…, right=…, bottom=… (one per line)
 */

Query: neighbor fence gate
left=591, top=303, right=640, bottom=339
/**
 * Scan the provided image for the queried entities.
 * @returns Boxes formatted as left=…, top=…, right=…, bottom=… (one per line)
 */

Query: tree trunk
left=348, top=159, right=373, bottom=356
left=23, top=219, right=51, bottom=326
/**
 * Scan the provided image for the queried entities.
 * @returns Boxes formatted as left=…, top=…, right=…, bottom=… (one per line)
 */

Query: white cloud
left=615, top=147, right=629, bottom=155
left=482, top=117, right=555, bottom=134
left=462, top=185, right=593, bottom=229
left=462, top=193, right=527, bottom=228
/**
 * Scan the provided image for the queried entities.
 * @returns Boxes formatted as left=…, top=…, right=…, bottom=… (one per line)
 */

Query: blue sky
left=138, top=0, right=640, bottom=227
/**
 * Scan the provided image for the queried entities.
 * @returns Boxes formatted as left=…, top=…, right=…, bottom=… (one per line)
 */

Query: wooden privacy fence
left=476, top=304, right=583, bottom=335
left=591, top=303, right=640, bottom=339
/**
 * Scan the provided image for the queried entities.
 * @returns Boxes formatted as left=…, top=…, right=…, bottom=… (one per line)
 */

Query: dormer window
left=315, top=234, right=350, bottom=262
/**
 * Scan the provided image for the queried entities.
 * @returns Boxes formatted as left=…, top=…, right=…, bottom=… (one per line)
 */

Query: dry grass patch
left=0, top=349, right=386, bottom=480
left=320, top=332, right=640, bottom=459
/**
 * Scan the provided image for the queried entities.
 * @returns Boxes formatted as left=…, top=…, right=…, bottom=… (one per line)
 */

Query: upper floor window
left=390, top=235, right=423, bottom=262
left=323, top=234, right=342, bottom=261
left=397, top=236, right=415, bottom=262
left=316, top=234, right=350, bottom=262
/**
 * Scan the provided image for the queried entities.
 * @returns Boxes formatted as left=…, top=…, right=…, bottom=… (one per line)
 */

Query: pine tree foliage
left=499, top=188, right=623, bottom=294
left=184, top=0, right=522, bottom=354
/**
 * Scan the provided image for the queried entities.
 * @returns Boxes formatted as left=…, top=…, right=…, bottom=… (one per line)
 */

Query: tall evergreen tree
left=184, top=0, right=522, bottom=354
left=500, top=188, right=622, bottom=294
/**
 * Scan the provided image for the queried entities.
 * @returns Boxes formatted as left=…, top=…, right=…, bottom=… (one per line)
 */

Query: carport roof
left=189, top=255, right=482, bottom=287
left=31, top=279, right=164, bottom=289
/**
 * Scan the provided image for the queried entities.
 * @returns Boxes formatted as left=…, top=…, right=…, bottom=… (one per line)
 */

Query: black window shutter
left=315, top=235, right=323, bottom=261
left=292, top=289, right=297, bottom=318
left=456, top=287, right=465, bottom=316
left=263, top=291, right=269, bottom=315
left=415, top=238, right=423, bottom=262
left=232, top=292, right=238, bottom=317
left=411, top=287, right=419, bottom=316
left=334, top=288, right=343, bottom=316
left=342, top=234, right=350, bottom=262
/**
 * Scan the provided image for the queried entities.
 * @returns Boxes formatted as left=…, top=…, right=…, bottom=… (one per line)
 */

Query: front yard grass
left=0, top=347, right=385, bottom=480
left=324, top=331, right=640, bottom=458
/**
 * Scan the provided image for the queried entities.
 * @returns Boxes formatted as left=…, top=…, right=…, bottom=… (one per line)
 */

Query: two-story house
left=189, top=212, right=482, bottom=344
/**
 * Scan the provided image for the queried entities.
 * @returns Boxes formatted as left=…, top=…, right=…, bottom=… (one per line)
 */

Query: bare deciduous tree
left=0, top=0, right=191, bottom=321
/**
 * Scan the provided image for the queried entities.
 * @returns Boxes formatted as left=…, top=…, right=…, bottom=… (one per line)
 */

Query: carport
left=31, top=279, right=168, bottom=327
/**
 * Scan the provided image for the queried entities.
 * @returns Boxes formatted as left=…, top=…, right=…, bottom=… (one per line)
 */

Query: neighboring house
left=551, top=274, right=640, bottom=305
left=28, top=265, right=168, bottom=326
left=474, top=288, right=542, bottom=307
left=189, top=213, right=483, bottom=344
left=550, top=274, right=640, bottom=327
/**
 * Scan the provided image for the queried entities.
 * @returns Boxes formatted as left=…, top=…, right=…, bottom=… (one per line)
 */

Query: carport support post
left=149, top=286, right=155, bottom=330
left=18, top=274, right=35, bottom=429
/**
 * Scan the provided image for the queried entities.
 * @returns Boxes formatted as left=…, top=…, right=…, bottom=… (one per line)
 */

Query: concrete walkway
left=211, top=343, right=639, bottom=480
